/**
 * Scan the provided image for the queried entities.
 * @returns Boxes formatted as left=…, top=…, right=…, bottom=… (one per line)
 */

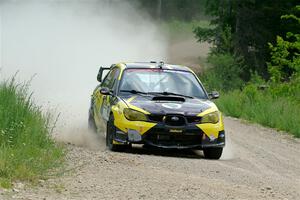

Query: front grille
left=164, top=115, right=186, bottom=126
left=144, top=131, right=202, bottom=146
left=148, top=114, right=201, bottom=125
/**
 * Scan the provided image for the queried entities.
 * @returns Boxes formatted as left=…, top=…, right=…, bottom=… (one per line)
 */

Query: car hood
left=121, top=94, right=215, bottom=116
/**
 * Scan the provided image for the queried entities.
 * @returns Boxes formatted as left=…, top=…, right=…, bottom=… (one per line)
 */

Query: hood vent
left=152, top=96, right=185, bottom=102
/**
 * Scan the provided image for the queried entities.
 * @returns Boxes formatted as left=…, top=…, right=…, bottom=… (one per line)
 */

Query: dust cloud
left=0, top=0, right=167, bottom=148
left=220, top=132, right=234, bottom=160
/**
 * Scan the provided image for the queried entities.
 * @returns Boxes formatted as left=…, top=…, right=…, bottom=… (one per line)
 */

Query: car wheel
left=203, top=147, right=223, bottom=160
left=88, top=109, right=97, bottom=133
left=106, top=114, right=128, bottom=152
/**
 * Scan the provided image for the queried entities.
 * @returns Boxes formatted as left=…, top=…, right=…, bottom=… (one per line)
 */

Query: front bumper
left=114, top=124, right=225, bottom=149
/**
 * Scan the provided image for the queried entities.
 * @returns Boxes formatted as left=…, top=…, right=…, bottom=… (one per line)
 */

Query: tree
left=268, top=5, right=300, bottom=83
left=194, top=0, right=300, bottom=80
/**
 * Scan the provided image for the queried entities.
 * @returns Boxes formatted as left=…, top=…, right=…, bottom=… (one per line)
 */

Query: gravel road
left=2, top=117, right=299, bottom=200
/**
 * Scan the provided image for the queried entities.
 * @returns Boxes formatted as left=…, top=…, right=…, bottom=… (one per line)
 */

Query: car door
left=95, top=67, right=120, bottom=123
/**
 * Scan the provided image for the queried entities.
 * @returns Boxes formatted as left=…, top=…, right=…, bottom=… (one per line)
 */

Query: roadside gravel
left=2, top=117, right=300, bottom=200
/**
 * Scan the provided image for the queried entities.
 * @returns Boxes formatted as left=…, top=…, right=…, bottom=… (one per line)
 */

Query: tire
left=88, top=109, right=97, bottom=133
left=143, top=144, right=153, bottom=149
left=106, top=114, right=128, bottom=152
left=203, top=147, right=223, bottom=160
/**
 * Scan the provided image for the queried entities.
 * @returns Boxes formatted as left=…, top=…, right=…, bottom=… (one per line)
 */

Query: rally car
left=89, top=61, right=225, bottom=159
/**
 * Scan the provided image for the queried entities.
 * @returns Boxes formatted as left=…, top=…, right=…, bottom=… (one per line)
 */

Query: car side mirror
left=100, top=87, right=111, bottom=95
left=97, top=67, right=103, bottom=82
left=208, top=91, right=220, bottom=99
left=97, top=66, right=110, bottom=82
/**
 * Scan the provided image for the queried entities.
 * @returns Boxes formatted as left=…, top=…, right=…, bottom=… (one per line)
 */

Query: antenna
left=158, top=61, right=164, bottom=69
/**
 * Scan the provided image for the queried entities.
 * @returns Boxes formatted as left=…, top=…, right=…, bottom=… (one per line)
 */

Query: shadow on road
left=96, top=134, right=207, bottom=160
left=123, top=145, right=204, bottom=159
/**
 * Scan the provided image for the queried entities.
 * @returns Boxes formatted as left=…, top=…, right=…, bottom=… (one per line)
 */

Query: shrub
left=267, top=5, right=300, bottom=83
left=216, top=84, right=300, bottom=138
left=201, top=53, right=244, bottom=91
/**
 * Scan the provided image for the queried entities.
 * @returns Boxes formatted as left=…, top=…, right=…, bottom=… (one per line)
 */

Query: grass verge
left=0, top=78, right=64, bottom=188
left=215, top=85, right=300, bottom=138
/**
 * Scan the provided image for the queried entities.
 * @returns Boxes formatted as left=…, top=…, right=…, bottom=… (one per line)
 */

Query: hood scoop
left=152, top=96, right=185, bottom=102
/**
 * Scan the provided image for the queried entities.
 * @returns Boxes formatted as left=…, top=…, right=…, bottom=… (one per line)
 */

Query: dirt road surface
left=2, top=117, right=299, bottom=200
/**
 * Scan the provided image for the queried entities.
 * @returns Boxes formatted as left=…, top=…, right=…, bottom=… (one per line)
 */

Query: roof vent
left=152, top=96, right=185, bottom=102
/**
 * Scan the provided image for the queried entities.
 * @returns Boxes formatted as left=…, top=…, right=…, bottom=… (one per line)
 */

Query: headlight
left=123, top=108, right=148, bottom=121
left=201, top=111, right=219, bottom=124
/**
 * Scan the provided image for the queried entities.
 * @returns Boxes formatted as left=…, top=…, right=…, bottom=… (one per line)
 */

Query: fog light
left=128, top=129, right=142, bottom=142
left=208, top=135, right=216, bottom=141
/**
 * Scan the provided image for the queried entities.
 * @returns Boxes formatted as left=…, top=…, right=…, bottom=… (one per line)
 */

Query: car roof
left=115, top=62, right=192, bottom=72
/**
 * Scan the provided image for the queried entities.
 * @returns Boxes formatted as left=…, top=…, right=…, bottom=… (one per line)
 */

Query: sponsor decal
left=169, top=129, right=183, bottom=133
left=162, top=103, right=182, bottom=109
left=171, top=116, right=179, bottom=121
left=126, top=68, right=164, bottom=72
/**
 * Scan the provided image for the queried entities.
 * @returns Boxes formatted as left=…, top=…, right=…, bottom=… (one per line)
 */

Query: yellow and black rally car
left=89, top=62, right=225, bottom=159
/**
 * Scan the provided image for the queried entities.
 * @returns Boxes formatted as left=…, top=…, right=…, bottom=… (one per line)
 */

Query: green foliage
left=194, top=21, right=233, bottom=54
left=193, top=26, right=215, bottom=43
left=281, top=5, right=300, bottom=23
left=200, top=53, right=243, bottom=91
left=215, top=47, right=300, bottom=137
left=269, top=75, right=300, bottom=102
left=268, top=6, right=300, bottom=83
left=216, top=85, right=300, bottom=138
left=195, top=0, right=300, bottom=79
left=0, top=78, right=64, bottom=187
left=200, top=5, right=300, bottom=138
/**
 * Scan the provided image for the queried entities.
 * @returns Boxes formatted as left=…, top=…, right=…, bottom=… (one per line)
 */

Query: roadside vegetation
left=194, top=2, right=300, bottom=137
left=216, top=82, right=300, bottom=137
left=0, top=77, right=64, bottom=188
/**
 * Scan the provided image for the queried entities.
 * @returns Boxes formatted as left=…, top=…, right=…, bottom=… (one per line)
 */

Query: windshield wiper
left=120, top=90, right=194, bottom=99
left=120, top=90, right=149, bottom=95
left=148, top=91, right=194, bottom=99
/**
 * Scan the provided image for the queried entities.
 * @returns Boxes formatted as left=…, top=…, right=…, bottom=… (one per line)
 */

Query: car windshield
left=119, top=69, right=207, bottom=99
